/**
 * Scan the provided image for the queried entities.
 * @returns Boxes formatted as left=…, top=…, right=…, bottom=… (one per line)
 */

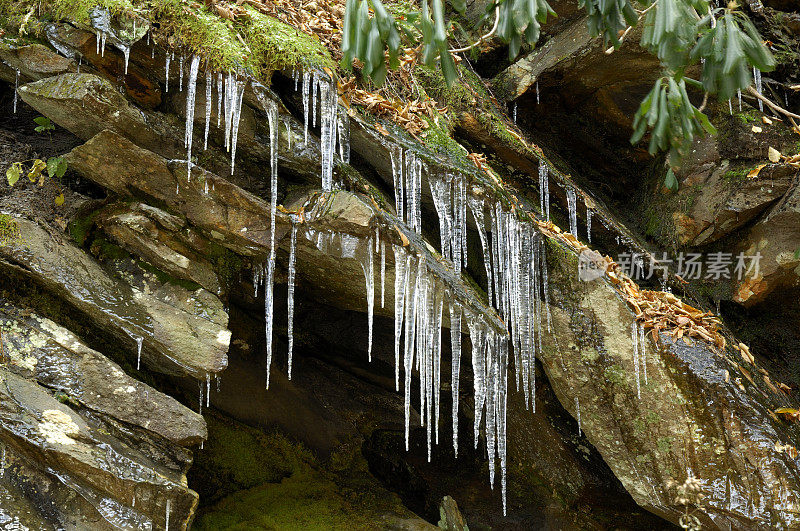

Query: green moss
left=604, top=364, right=626, bottom=386
left=193, top=470, right=383, bottom=530
left=240, top=7, right=334, bottom=75
left=192, top=413, right=414, bottom=530
left=723, top=167, right=748, bottom=182
left=89, top=236, right=129, bottom=261
left=135, top=259, right=202, bottom=292
left=736, top=110, right=759, bottom=124
left=189, top=413, right=312, bottom=504
left=0, top=215, right=21, bottom=246
left=657, top=436, right=674, bottom=454
left=3, top=0, right=333, bottom=79
left=208, top=244, right=243, bottom=291
left=68, top=210, right=99, bottom=247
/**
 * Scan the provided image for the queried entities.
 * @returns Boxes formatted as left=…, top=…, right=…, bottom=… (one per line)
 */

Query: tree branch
left=449, top=5, right=500, bottom=53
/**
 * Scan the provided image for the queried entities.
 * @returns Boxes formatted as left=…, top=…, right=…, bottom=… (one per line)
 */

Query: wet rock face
left=541, top=245, right=800, bottom=528
left=4, top=4, right=800, bottom=530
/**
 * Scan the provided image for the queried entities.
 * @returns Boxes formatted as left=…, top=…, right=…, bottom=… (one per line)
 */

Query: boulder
left=0, top=303, right=207, bottom=446
left=732, top=179, right=800, bottom=307
left=97, top=201, right=222, bottom=295
left=0, top=369, right=198, bottom=530
left=538, top=240, right=800, bottom=527
left=0, top=43, right=76, bottom=84
left=65, top=128, right=292, bottom=256
left=0, top=215, right=229, bottom=379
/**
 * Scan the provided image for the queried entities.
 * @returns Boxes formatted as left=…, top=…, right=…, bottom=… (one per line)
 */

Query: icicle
left=586, top=207, right=593, bottom=243
left=135, top=336, right=143, bottom=370
left=78, top=55, right=82, bottom=73
left=632, top=321, right=641, bottom=399
left=312, top=72, right=319, bottom=127
left=337, top=107, right=350, bottom=163
left=151, top=45, right=155, bottom=59
left=100, top=33, right=106, bottom=57
left=264, top=100, right=279, bottom=389
left=179, top=55, right=184, bottom=92
left=738, top=89, right=742, bottom=111
left=575, top=397, right=582, bottom=436
left=165, top=499, right=171, bottom=530
left=538, top=162, right=550, bottom=221
left=165, top=53, right=171, bottom=93
left=96, top=32, right=100, bottom=56
left=13, top=70, right=19, bottom=113
left=728, top=99, right=733, bottom=115
left=198, top=380, right=203, bottom=413
left=184, top=55, right=201, bottom=177
left=206, top=373, right=211, bottom=408
left=302, top=71, right=311, bottom=144
left=639, top=323, right=647, bottom=385
left=287, top=221, right=298, bottom=379
left=319, top=76, right=338, bottom=191
left=467, top=318, right=486, bottom=449
left=536, top=80, right=540, bottom=104
left=360, top=236, right=376, bottom=362
left=227, top=76, right=246, bottom=175
left=566, top=188, right=578, bottom=238
left=390, top=145, right=405, bottom=221
left=122, top=46, right=130, bottom=76
left=468, top=196, right=494, bottom=306
left=393, top=245, right=409, bottom=392
left=512, top=102, right=517, bottom=123
left=380, top=239, right=386, bottom=308
left=754, top=67, right=763, bottom=112
left=403, top=256, right=419, bottom=450
left=450, top=301, right=462, bottom=456
left=285, top=120, right=292, bottom=151
left=216, top=73, right=223, bottom=127
left=204, top=69, right=212, bottom=150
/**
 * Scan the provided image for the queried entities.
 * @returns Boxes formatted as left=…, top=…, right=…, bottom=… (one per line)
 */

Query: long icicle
left=264, top=100, right=279, bottom=389
left=450, top=300, right=462, bottom=456
left=287, top=220, right=298, bottom=379
left=184, top=55, right=201, bottom=177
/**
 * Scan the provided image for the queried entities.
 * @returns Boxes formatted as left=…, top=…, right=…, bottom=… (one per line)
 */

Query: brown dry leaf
left=762, top=116, right=774, bottom=125
left=747, top=164, right=767, bottom=179
left=768, top=147, right=782, bottom=163
left=774, top=408, right=800, bottom=422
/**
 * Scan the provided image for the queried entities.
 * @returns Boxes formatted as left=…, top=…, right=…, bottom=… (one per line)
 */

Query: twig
left=697, top=92, right=709, bottom=112
left=449, top=6, right=500, bottom=54
left=748, top=86, right=800, bottom=120
left=605, top=0, right=659, bottom=54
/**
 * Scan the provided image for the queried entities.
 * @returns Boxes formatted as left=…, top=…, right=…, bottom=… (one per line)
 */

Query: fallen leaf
left=768, top=147, right=782, bottom=163
left=775, top=408, right=800, bottom=422
left=762, top=116, right=773, bottom=125
left=752, top=125, right=763, bottom=133
left=747, top=164, right=767, bottom=179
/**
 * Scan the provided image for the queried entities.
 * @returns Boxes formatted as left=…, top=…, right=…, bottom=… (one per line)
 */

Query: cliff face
left=0, top=1, right=799, bottom=529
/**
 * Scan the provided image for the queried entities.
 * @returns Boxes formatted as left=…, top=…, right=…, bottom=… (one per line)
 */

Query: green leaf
left=449, top=0, right=466, bottom=14
left=33, top=116, right=50, bottom=126
left=664, top=167, right=679, bottom=191
left=6, top=162, right=22, bottom=186
left=47, top=157, right=60, bottom=179
left=56, top=157, right=68, bottom=179
left=54, top=193, right=65, bottom=206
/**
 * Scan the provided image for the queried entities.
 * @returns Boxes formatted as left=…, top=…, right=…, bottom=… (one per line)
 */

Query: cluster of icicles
left=163, top=52, right=348, bottom=193
left=95, top=38, right=651, bottom=517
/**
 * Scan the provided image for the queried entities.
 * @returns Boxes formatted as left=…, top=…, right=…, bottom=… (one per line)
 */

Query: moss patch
left=0, top=215, right=21, bottom=246
left=191, top=412, right=416, bottom=530
left=2, top=0, right=334, bottom=80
